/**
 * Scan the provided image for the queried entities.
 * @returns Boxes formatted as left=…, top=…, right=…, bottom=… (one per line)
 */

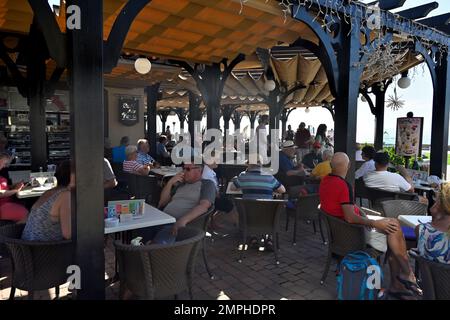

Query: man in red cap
left=302, top=141, right=323, bottom=169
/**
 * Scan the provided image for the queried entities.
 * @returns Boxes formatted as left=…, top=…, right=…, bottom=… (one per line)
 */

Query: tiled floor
left=0, top=211, right=392, bottom=300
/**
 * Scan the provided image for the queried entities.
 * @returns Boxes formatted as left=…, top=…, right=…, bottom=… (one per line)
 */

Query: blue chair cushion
left=401, top=226, right=416, bottom=241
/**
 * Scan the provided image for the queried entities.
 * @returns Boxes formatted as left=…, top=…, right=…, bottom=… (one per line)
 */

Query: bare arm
left=158, top=173, right=184, bottom=208
left=343, top=204, right=399, bottom=234
left=276, top=184, right=286, bottom=194
left=175, top=199, right=211, bottom=228
left=104, top=178, right=118, bottom=189
left=52, top=191, right=71, bottom=240
left=137, top=165, right=150, bottom=176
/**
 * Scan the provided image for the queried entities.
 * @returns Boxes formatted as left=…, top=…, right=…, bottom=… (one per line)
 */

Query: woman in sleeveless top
left=0, top=152, right=28, bottom=222
left=22, top=161, right=73, bottom=241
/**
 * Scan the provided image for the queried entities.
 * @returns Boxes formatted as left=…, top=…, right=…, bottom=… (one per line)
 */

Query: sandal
left=397, top=276, right=423, bottom=296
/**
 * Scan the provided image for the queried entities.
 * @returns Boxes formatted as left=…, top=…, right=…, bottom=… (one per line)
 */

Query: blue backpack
left=337, top=251, right=383, bottom=300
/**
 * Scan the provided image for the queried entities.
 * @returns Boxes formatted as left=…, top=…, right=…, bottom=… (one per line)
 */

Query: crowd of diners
left=0, top=117, right=448, bottom=300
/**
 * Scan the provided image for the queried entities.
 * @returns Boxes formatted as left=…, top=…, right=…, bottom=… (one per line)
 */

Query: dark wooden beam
left=28, top=22, right=48, bottom=172
left=146, top=84, right=159, bottom=157
left=333, top=20, right=362, bottom=184
left=103, top=0, right=151, bottom=73
left=231, top=109, right=243, bottom=130
left=67, top=0, right=105, bottom=299
left=158, top=109, right=171, bottom=133
left=397, top=2, right=439, bottom=20
left=27, top=0, right=66, bottom=67
left=430, top=52, right=450, bottom=178
left=417, top=13, right=450, bottom=28
left=378, top=0, right=407, bottom=11
left=298, top=0, right=449, bottom=46
left=188, top=91, right=201, bottom=148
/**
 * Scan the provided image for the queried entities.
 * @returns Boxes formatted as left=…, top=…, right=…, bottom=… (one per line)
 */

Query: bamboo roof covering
left=0, top=0, right=428, bottom=112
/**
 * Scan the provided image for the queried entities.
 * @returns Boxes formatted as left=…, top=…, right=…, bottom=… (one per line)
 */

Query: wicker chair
left=0, top=223, right=73, bottom=300
left=366, top=187, right=417, bottom=212
left=285, top=193, right=325, bottom=245
left=319, top=210, right=382, bottom=284
left=233, top=198, right=286, bottom=265
left=380, top=200, right=428, bottom=218
left=355, top=178, right=368, bottom=207
left=188, top=205, right=216, bottom=279
left=410, top=250, right=450, bottom=300
left=123, top=172, right=161, bottom=206
left=114, top=226, right=204, bottom=300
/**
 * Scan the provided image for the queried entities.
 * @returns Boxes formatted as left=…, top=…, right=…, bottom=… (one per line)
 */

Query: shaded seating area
left=114, top=226, right=204, bottom=300
left=365, top=187, right=418, bottom=212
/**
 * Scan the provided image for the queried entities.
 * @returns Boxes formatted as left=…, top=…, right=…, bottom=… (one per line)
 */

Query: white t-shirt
left=355, top=150, right=364, bottom=161
left=202, top=165, right=219, bottom=192
left=355, top=159, right=376, bottom=179
left=363, top=170, right=412, bottom=192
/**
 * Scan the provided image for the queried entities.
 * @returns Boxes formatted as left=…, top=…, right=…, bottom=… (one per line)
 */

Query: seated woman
left=22, top=161, right=73, bottom=241
left=122, top=145, right=151, bottom=176
left=416, top=182, right=450, bottom=264
left=0, top=152, right=28, bottom=222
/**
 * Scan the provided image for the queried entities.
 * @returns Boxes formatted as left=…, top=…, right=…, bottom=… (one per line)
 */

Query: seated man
left=231, top=160, right=286, bottom=199
left=122, top=145, right=151, bottom=176
left=310, top=149, right=332, bottom=180
left=364, top=151, right=413, bottom=192
left=302, top=142, right=323, bottom=169
left=158, top=162, right=216, bottom=234
left=320, top=152, right=421, bottom=299
left=136, top=139, right=156, bottom=166
left=279, top=141, right=305, bottom=177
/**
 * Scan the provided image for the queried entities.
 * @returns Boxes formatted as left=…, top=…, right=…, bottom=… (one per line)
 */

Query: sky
left=48, top=0, right=450, bottom=145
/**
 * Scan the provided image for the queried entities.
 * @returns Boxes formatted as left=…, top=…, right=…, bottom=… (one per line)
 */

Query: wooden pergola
left=0, top=0, right=448, bottom=298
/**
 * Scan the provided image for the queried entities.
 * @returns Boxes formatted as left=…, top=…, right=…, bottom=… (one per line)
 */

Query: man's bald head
left=330, top=152, right=350, bottom=177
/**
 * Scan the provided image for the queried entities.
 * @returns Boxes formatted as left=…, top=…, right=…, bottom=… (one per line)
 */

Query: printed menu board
left=395, top=117, right=423, bottom=157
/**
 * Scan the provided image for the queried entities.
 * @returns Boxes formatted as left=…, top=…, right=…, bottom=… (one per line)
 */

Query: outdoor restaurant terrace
left=0, top=0, right=449, bottom=302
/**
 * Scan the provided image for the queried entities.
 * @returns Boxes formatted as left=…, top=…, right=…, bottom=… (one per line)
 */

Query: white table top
left=104, top=203, right=175, bottom=234
left=150, top=166, right=181, bottom=178
left=17, top=186, right=52, bottom=199
left=398, top=215, right=432, bottom=228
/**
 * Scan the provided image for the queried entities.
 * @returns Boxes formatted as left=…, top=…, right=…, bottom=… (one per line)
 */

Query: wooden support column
left=430, top=52, right=450, bottom=178
left=231, top=109, right=243, bottom=131
left=174, top=107, right=187, bottom=132
left=158, top=109, right=171, bottom=134
left=246, top=110, right=260, bottom=129
left=280, top=108, right=295, bottom=141
left=67, top=0, right=105, bottom=299
left=221, top=105, right=236, bottom=132
left=146, top=83, right=159, bottom=157
left=28, top=23, right=48, bottom=171
left=188, top=91, right=201, bottom=148
left=372, top=83, right=387, bottom=151
left=333, top=21, right=362, bottom=183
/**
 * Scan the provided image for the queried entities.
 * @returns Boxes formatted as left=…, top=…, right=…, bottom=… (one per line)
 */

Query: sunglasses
left=183, top=166, right=201, bottom=172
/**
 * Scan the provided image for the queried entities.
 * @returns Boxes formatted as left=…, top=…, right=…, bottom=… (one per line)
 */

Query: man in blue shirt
left=231, top=161, right=285, bottom=199
left=279, top=141, right=306, bottom=176
left=136, top=139, right=155, bottom=166
left=112, top=136, right=129, bottom=163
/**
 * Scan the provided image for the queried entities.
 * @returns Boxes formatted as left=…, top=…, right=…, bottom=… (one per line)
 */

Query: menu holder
left=107, top=199, right=145, bottom=219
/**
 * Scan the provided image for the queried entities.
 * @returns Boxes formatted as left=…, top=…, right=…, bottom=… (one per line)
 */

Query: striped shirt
left=233, top=168, right=281, bottom=199
left=137, top=152, right=154, bottom=165
left=123, top=160, right=144, bottom=174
